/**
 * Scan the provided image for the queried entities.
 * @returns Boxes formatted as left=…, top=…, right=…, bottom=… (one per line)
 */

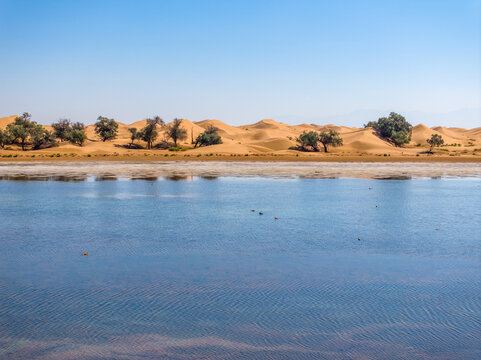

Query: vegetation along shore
left=1, top=113, right=480, bottom=162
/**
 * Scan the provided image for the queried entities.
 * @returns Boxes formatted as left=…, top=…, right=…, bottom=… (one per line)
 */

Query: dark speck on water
left=0, top=176, right=480, bottom=360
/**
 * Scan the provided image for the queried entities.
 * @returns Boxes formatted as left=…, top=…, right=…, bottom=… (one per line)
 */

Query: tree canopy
left=128, top=128, right=140, bottom=148
left=318, top=129, right=343, bottom=153
left=30, top=125, right=56, bottom=150
left=66, top=129, right=87, bottom=146
left=296, top=131, right=319, bottom=151
left=52, top=119, right=73, bottom=141
left=195, top=126, right=223, bottom=147
left=365, top=112, right=412, bottom=146
left=426, top=134, right=444, bottom=152
left=0, top=129, right=12, bottom=149
left=139, top=116, right=164, bottom=149
left=94, top=116, right=118, bottom=142
left=166, top=118, right=187, bottom=146
left=3, top=113, right=56, bottom=150
left=52, top=119, right=86, bottom=146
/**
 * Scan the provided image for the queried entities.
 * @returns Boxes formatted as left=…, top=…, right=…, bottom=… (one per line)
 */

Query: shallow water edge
left=0, top=161, right=480, bottom=180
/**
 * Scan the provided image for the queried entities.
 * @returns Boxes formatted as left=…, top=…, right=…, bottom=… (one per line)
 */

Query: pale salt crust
left=0, top=162, right=480, bottom=179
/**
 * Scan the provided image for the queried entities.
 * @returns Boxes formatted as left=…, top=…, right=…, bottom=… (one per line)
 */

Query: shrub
left=66, top=129, right=87, bottom=146
left=168, top=146, right=187, bottom=151
left=365, top=112, right=412, bottom=146
left=195, top=126, right=223, bottom=147
left=296, top=131, right=319, bottom=151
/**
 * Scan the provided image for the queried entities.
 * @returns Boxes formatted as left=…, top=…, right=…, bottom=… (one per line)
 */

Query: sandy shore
left=1, top=153, right=481, bottom=163
left=1, top=161, right=480, bottom=179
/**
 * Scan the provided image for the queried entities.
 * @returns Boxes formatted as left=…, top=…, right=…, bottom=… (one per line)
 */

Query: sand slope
left=0, top=115, right=480, bottom=157
left=0, top=116, right=19, bottom=130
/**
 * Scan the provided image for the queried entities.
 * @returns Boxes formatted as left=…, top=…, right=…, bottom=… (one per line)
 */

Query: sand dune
left=0, top=116, right=18, bottom=130
left=0, top=115, right=480, bottom=159
left=411, top=124, right=459, bottom=145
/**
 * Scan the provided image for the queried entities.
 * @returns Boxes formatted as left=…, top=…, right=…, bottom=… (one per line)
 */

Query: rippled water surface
left=0, top=176, right=480, bottom=359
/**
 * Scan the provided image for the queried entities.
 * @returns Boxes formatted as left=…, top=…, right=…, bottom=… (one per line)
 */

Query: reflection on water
left=131, top=176, right=159, bottom=181
left=0, top=161, right=480, bottom=180
left=373, top=175, right=412, bottom=180
left=164, top=175, right=194, bottom=181
left=199, top=175, right=219, bottom=181
left=95, top=175, right=118, bottom=181
left=0, top=177, right=480, bottom=359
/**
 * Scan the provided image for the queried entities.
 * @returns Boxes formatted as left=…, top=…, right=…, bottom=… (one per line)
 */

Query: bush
left=195, top=126, right=223, bottom=147
left=66, top=129, right=87, bottom=146
left=168, top=146, right=188, bottom=151
left=296, top=131, right=319, bottom=151
left=365, top=112, right=412, bottom=146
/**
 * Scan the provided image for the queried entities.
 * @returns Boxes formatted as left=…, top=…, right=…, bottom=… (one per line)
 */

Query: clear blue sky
left=1, top=0, right=480, bottom=127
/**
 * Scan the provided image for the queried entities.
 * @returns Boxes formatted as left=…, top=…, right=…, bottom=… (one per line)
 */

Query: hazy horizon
left=1, top=0, right=480, bottom=127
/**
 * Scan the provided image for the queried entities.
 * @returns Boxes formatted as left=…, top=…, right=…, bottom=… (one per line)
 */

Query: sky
left=0, top=0, right=480, bottom=127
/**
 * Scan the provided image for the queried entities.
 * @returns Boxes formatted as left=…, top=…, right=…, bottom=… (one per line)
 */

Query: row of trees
left=52, top=119, right=87, bottom=146
left=0, top=113, right=57, bottom=150
left=1, top=111, right=444, bottom=153
left=127, top=117, right=183, bottom=149
left=128, top=118, right=223, bottom=149
left=296, top=129, right=343, bottom=152
left=0, top=114, right=224, bottom=151
left=0, top=114, right=88, bottom=150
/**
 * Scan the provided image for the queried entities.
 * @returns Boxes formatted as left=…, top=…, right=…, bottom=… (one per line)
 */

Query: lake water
left=0, top=175, right=480, bottom=359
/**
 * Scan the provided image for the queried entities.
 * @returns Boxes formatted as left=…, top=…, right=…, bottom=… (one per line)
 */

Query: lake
left=0, top=173, right=480, bottom=359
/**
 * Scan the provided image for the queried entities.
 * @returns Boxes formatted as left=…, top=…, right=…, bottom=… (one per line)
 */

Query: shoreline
left=1, top=154, right=481, bottom=163
left=1, top=161, right=480, bottom=180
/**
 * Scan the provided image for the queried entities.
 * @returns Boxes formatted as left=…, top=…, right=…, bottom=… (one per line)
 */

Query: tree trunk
left=323, top=143, right=328, bottom=153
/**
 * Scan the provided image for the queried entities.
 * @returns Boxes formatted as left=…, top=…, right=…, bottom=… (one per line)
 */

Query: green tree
left=94, top=116, right=118, bottom=141
left=0, top=129, right=13, bottom=149
left=30, top=125, right=57, bottom=150
left=296, top=131, right=319, bottom=151
left=72, top=122, right=85, bottom=131
left=365, top=112, right=412, bottom=146
left=52, top=119, right=72, bottom=141
left=67, top=129, right=87, bottom=146
left=426, top=134, right=444, bottom=153
left=6, top=113, right=35, bottom=150
left=318, top=129, right=343, bottom=153
left=166, top=118, right=187, bottom=146
left=195, top=126, right=223, bottom=147
left=128, top=128, right=140, bottom=148
left=139, top=116, right=164, bottom=149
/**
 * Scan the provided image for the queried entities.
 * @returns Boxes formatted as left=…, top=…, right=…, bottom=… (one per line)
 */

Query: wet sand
left=0, top=161, right=480, bottom=179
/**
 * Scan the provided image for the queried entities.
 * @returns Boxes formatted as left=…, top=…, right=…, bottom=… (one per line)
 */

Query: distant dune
left=0, top=115, right=480, bottom=160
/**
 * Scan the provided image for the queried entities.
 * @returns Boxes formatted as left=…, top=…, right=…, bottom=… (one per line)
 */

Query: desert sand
left=1, top=115, right=480, bottom=162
